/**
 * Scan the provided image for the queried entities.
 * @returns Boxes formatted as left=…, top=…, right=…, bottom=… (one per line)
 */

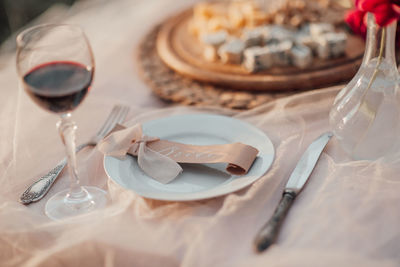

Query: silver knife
left=254, top=132, right=333, bottom=252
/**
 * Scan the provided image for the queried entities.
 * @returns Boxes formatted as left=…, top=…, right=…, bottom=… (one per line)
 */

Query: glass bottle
left=329, top=13, right=400, bottom=160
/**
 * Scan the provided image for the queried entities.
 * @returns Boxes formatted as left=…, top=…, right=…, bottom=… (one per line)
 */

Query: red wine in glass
left=23, top=61, right=93, bottom=113
left=16, top=24, right=107, bottom=220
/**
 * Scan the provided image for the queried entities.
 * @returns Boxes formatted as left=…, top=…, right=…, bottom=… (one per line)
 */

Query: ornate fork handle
left=20, top=142, right=94, bottom=204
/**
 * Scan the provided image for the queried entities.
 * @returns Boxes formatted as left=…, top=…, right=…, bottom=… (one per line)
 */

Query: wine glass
left=16, top=24, right=107, bottom=220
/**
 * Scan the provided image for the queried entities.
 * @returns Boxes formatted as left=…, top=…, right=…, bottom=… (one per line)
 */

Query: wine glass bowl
left=16, top=24, right=106, bottom=220
left=17, top=24, right=94, bottom=114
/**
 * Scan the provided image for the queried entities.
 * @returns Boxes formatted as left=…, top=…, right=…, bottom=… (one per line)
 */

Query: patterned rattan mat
left=137, top=25, right=319, bottom=110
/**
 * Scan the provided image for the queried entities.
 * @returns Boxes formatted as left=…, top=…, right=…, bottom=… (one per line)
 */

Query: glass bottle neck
left=362, top=13, right=397, bottom=67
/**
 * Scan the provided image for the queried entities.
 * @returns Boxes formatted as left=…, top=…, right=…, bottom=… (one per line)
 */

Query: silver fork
left=20, top=105, right=130, bottom=205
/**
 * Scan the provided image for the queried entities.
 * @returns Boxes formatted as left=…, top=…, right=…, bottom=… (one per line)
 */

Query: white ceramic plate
left=104, top=114, right=275, bottom=201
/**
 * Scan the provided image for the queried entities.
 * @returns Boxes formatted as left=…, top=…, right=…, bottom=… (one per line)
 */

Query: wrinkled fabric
left=0, top=0, right=400, bottom=267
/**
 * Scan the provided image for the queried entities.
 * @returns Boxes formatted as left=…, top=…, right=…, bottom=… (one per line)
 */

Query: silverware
left=20, top=105, right=130, bottom=205
left=254, top=132, right=333, bottom=252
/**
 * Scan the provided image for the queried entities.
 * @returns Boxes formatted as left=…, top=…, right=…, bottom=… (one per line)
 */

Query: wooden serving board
left=156, top=8, right=365, bottom=91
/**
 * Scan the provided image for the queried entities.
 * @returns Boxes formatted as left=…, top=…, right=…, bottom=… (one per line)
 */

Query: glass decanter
left=329, top=13, right=400, bottom=160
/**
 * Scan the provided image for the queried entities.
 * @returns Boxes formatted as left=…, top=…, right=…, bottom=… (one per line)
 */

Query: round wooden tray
left=137, top=25, right=297, bottom=110
left=156, top=8, right=365, bottom=91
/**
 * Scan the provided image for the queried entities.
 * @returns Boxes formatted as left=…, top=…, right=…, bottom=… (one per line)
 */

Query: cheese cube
left=291, top=44, right=312, bottom=68
left=201, top=31, right=228, bottom=62
left=309, top=23, right=334, bottom=37
left=295, top=34, right=318, bottom=53
left=201, top=31, right=228, bottom=46
left=261, top=25, right=294, bottom=45
left=218, top=38, right=245, bottom=64
left=316, top=32, right=347, bottom=59
left=268, top=40, right=293, bottom=66
left=243, top=46, right=273, bottom=72
left=241, top=28, right=264, bottom=48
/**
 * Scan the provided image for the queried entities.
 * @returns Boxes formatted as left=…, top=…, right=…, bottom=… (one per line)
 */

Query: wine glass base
left=45, top=186, right=107, bottom=221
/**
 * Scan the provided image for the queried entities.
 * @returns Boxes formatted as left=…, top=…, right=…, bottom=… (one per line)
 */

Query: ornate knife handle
left=19, top=142, right=92, bottom=204
left=254, top=190, right=296, bottom=252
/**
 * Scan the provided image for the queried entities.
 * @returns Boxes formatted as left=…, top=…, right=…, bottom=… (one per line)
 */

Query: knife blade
left=254, top=132, right=333, bottom=252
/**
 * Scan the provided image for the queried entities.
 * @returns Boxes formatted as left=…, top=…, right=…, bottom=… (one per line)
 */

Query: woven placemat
left=137, top=25, right=312, bottom=110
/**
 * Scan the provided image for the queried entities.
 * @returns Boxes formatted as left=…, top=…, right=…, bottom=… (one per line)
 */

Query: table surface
left=0, top=1, right=399, bottom=267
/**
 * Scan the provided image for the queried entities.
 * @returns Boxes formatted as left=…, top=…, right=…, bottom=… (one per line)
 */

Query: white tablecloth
left=0, top=1, right=399, bottom=266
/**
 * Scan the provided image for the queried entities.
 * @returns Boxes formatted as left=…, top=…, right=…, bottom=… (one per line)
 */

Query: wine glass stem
left=58, top=113, right=89, bottom=203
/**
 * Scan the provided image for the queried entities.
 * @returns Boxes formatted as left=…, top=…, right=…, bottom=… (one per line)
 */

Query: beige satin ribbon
left=98, top=124, right=259, bottom=184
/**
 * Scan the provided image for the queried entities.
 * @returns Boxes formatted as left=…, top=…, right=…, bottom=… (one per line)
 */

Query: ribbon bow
left=98, top=124, right=183, bottom=184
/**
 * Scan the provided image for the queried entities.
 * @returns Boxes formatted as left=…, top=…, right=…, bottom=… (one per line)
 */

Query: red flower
left=356, top=0, right=400, bottom=26
left=346, top=9, right=368, bottom=37
left=345, top=5, right=400, bottom=48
